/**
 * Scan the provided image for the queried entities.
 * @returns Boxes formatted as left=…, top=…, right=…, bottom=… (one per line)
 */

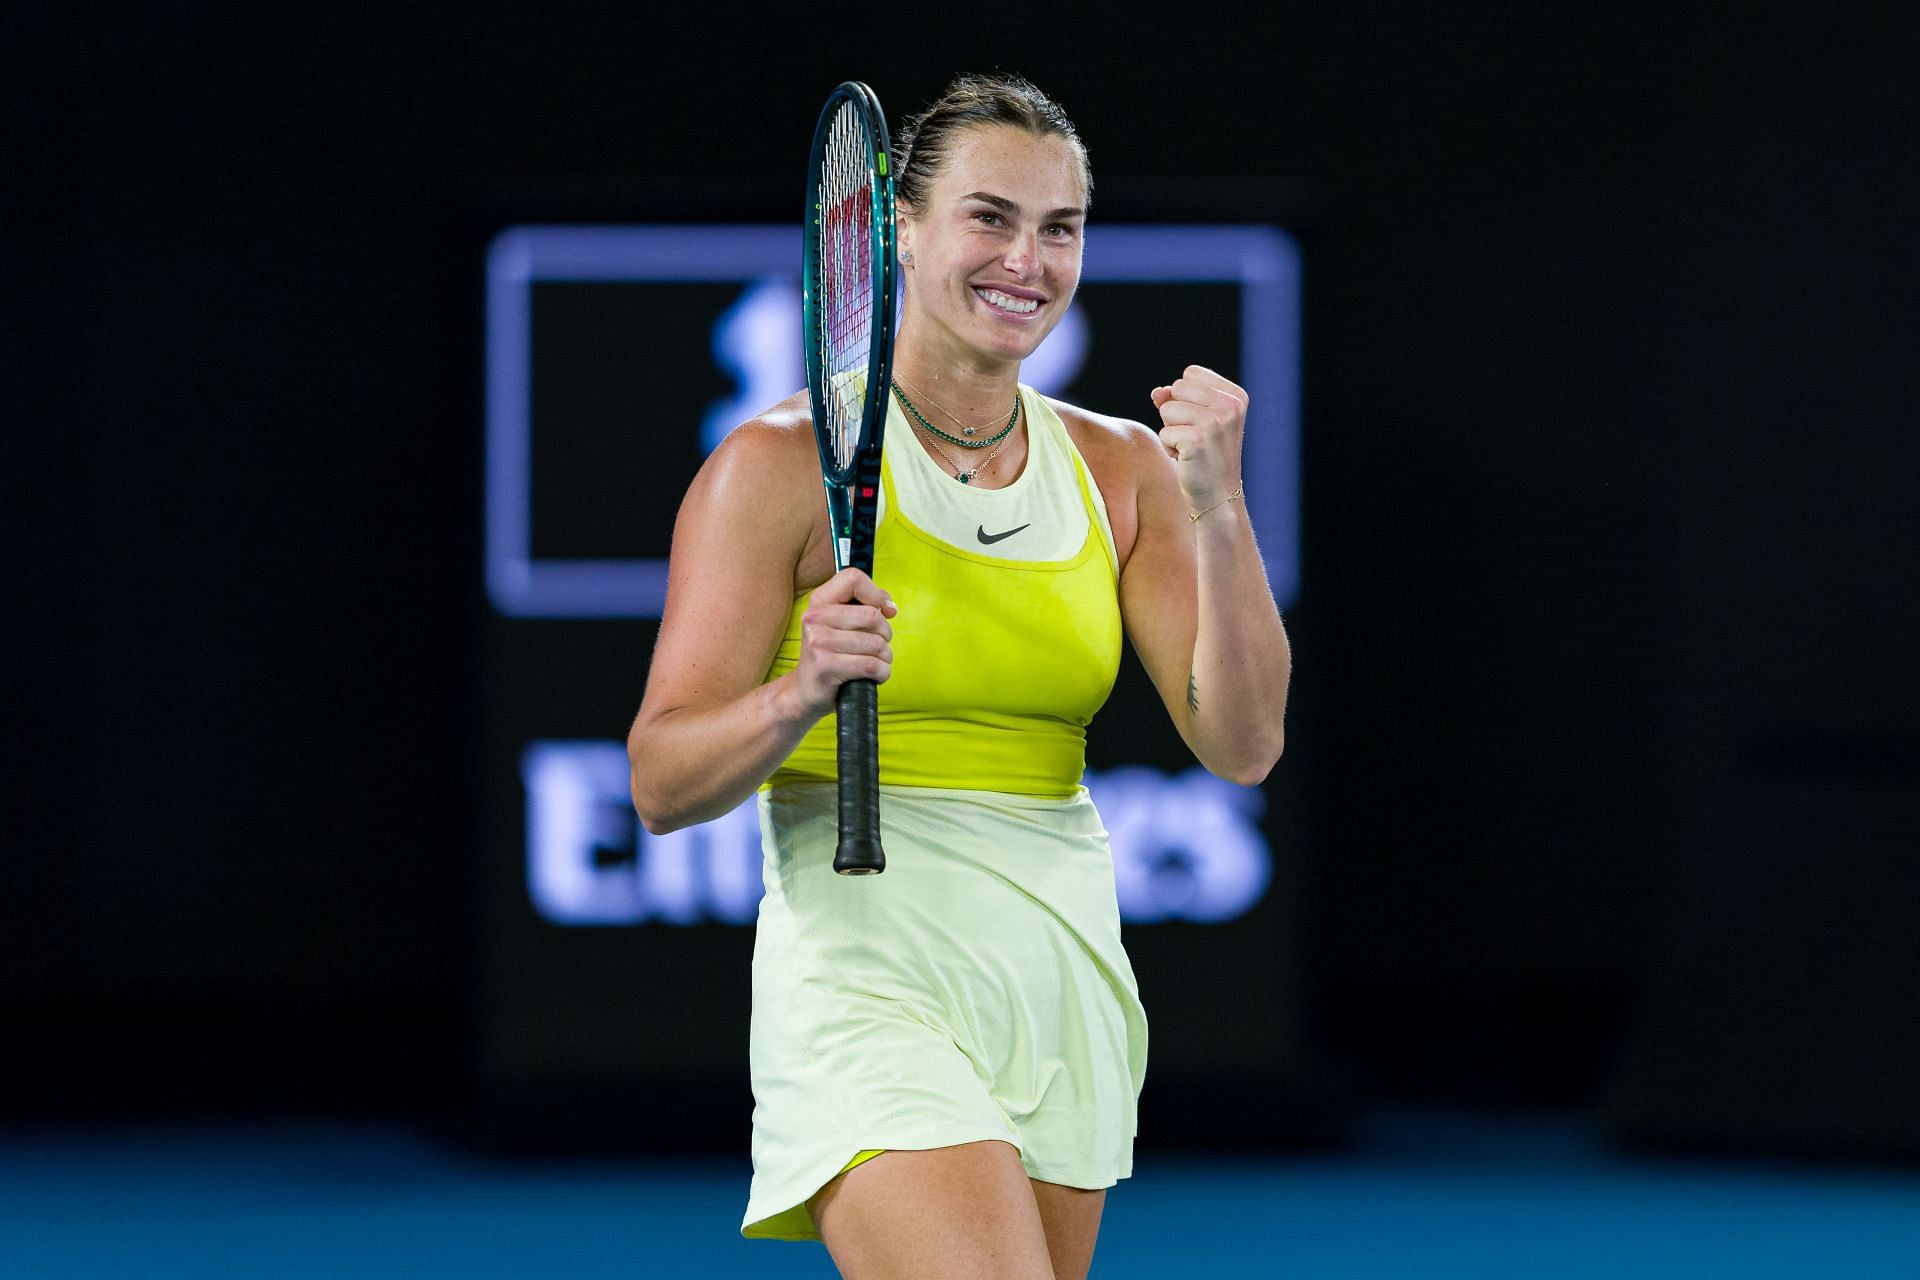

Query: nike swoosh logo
left=977, top=523, right=1032, bottom=545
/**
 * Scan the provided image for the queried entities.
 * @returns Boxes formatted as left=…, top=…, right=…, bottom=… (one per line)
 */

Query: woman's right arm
left=625, top=410, right=896, bottom=835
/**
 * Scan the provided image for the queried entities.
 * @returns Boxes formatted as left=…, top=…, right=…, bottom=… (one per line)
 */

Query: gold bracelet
left=1188, top=486, right=1244, bottom=523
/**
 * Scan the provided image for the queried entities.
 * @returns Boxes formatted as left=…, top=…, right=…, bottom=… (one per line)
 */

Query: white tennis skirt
left=741, top=782, right=1149, bottom=1241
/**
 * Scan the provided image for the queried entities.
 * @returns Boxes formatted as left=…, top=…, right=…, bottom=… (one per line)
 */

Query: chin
left=985, top=318, right=1060, bottom=364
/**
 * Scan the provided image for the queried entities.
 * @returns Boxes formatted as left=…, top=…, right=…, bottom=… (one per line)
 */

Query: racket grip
left=833, top=678, right=886, bottom=875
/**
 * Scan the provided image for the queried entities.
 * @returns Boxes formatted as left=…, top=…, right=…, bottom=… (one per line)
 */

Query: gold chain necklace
left=913, top=416, right=1016, bottom=485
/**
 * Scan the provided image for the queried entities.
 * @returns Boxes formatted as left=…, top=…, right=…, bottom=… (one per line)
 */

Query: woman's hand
left=1148, top=365, right=1248, bottom=508
left=780, top=567, right=898, bottom=725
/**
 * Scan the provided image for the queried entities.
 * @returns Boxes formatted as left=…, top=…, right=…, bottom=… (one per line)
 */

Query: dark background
left=9, top=3, right=1917, bottom=1159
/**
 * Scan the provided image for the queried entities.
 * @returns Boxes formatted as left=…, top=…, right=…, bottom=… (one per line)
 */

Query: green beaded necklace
left=890, top=382, right=1019, bottom=449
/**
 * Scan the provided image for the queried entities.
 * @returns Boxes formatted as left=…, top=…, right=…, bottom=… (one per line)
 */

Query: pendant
left=963, top=426, right=977, bottom=436
left=959, top=472, right=973, bottom=484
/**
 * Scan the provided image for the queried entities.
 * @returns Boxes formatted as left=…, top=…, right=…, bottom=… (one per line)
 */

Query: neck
left=890, top=318, right=1023, bottom=422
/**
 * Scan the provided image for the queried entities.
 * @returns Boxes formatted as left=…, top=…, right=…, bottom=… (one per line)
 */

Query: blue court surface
left=4, top=1110, right=1919, bottom=1277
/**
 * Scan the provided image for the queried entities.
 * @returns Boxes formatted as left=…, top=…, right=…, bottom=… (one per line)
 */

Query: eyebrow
left=961, top=191, right=1086, bottom=221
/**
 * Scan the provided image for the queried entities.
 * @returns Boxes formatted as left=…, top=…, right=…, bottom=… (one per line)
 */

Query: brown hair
left=893, top=73, right=1091, bottom=212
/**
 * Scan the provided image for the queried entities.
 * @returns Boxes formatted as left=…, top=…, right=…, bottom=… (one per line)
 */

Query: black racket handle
left=833, top=678, right=886, bottom=874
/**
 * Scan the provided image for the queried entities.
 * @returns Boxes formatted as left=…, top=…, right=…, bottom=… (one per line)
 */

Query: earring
left=902, top=250, right=914, bottom=265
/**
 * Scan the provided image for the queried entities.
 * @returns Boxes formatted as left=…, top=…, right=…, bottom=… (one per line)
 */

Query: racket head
left=802, top=82, right=897, bottom=540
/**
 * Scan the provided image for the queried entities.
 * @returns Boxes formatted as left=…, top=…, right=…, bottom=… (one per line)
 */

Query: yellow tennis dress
left=741, top=386, right=1151, bottom=1241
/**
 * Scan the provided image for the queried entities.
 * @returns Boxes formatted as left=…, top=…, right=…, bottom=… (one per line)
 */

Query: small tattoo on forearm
left=1186, top=674, right=1199, bottom=715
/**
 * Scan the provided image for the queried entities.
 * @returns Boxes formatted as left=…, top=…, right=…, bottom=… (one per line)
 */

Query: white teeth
left=976, top=288, right=1039, bottom=315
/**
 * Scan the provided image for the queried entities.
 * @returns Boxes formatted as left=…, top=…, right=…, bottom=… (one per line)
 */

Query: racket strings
left=815, top=101, right=876, bottom=470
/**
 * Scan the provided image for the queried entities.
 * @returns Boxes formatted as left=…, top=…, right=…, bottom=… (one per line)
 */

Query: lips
left=974, top=286, right=1042, bottom=316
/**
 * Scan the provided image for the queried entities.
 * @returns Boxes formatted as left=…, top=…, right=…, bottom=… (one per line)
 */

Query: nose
left=1001, top=228, right=1042, bottom=279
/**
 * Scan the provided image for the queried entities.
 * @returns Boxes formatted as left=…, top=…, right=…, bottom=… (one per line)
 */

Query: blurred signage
left=524, top=742, right=1270, bottom=928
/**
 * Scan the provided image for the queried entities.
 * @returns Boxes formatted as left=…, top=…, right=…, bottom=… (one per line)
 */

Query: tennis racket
left=802, top=81, right=897, bottom=875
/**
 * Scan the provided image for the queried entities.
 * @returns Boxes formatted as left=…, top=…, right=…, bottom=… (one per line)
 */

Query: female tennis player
left=627, top=73, right=1291, bottom=1280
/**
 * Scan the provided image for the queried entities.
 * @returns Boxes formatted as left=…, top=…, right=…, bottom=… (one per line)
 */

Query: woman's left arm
left=1117, top=365, right=1290, bottom=785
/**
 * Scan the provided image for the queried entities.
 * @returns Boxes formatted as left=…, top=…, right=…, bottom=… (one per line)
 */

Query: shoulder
left=675, top=389, right=830, bottom=565
left=1042, top=394, right=1170, bottom=482
left=689, top=390, right=818, bottom=507
left=710, top=389, right=818, bottom=464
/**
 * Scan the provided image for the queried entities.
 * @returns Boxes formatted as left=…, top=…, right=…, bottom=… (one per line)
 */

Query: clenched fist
left=1149, top=365, right=1248, bottom=507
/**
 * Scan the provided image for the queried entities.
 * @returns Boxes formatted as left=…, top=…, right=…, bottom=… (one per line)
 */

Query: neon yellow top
left=764, top=387, right=1122, bottom=796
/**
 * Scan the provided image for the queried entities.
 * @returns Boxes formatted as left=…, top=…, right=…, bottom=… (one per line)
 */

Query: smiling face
left=896, top=124, right=1088, bottom=371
